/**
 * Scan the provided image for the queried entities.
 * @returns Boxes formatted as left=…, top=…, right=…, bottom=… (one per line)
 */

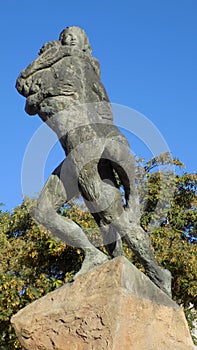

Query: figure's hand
left=16, top=74, right=31, bottom=97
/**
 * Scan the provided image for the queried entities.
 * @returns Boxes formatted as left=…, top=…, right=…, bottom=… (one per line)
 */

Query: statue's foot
left=75, top=248, right=109, bottom=278
left=152, top=268, right=172, bottom=298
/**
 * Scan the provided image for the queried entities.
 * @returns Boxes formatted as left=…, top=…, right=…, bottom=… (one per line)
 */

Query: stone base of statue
left=11, top=256, right=194, bottom=350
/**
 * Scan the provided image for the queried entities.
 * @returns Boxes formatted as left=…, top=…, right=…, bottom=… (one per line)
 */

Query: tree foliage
left=0, top=154, right=196, bottom=348
left=0, top=201, right=84, bottom=349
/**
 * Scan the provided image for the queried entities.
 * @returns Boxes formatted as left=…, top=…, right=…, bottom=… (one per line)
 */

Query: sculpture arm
left=19, top=42, right=65, bottom=79
left=16, top=43, right=69, bottom=97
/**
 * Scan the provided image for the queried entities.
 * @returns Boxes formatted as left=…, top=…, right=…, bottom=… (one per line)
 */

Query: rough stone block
left=11, top=257, right=194, bottom=349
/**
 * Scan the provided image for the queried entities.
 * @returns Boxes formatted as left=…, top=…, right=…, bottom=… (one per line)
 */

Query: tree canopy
left=0, top=154, right=196, bottom=348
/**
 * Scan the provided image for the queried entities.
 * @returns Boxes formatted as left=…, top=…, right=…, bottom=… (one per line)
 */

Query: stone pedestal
left=11, top=256, right=194, bottom=349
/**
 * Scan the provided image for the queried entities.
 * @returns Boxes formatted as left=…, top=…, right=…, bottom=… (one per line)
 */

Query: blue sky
left=1, top=0, right=197, bottom=211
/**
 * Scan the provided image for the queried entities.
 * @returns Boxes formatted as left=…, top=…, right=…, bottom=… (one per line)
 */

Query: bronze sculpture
left=16, top=26, right=171, bottom=296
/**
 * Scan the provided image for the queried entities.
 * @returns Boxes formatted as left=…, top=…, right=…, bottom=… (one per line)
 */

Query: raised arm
left=19, top=41, right=62, bottom=79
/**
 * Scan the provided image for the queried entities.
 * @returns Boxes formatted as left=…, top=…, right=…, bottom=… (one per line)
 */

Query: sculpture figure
left=16, top=26, right=171, bottom=296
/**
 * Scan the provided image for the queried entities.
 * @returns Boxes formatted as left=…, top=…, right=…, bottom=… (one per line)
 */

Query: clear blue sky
left=1, top=0, right=197, bottom=211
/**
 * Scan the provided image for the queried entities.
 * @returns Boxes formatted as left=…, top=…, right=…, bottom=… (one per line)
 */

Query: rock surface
left=11, top=257, right=194, bottom=350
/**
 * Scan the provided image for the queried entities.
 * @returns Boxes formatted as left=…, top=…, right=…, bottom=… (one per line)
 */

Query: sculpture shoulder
left=18, top=45, right=95, bottom=80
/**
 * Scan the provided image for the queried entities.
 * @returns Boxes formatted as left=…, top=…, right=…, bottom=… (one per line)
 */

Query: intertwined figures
left=16, top=26, right=171, bottom=296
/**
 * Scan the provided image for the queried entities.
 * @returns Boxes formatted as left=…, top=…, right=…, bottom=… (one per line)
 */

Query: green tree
left=136, top=154, right=197, bottom=342
left=0, top=200, right=84, bottom=349
left=0, top=154, right=196, bottom=348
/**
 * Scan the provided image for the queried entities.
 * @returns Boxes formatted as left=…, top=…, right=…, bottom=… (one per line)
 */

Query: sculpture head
left=59, top=26, right=92, bottom=55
